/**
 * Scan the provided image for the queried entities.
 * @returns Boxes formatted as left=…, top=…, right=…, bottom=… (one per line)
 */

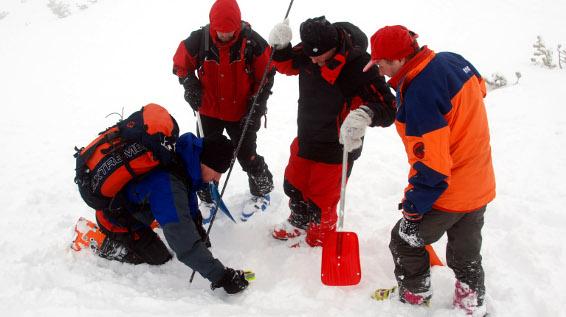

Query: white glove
left=268, top=18, right=292, bottom=49
left=339, top=106, right=373, bottom=152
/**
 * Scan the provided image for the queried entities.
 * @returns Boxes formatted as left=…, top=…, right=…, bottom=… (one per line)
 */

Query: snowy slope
left=1, top=0, right=565, bottom=316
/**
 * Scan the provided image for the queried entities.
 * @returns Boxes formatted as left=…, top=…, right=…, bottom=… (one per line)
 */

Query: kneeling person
left=95, top=132, right=248, bottom=295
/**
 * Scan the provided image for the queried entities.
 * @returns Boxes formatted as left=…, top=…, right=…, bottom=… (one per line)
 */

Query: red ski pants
left=284, top=138, right=349, bottom=246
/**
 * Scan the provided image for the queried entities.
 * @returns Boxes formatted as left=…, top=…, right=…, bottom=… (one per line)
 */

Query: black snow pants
left=197, top=114, right=273, bottom=202
left=389, top=206, right=486, bottom=302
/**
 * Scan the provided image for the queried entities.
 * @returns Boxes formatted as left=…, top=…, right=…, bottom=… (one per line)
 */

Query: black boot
left=245, top=155, right=274, bottom=197
left=283, top=180, right=309, bottom=230
left=130, top=227, right=172, bottom=265
left=98, top=235, right=145, bottom=264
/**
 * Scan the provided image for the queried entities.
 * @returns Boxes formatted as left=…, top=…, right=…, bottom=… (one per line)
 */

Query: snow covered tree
left=485, top=73, right=508, bottom=90
left=531, top=36, right=556, bottom=68
left=47, top=0, right=71, bottom=18
left=559, top=44, right=566, bottom=69
left=0, top=11, right=8, bottom=20
left=513, top=72, right=522, bottom=85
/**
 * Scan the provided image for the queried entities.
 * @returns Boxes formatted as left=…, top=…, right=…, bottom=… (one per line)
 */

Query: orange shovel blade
left=425, top=244, right=443, bottom=267
left=321, top=231, right=361, bottom=286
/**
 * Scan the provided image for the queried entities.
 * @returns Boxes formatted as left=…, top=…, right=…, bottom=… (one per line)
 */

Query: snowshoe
left=272, top=220, right=306, bottom=240
left=372, top=286, right=431, bottom=307
left=200, top=201, right=217, bottom=225
left=241, top=194, right=271, bottom=221
left=372, top=286, right=398, bottom=301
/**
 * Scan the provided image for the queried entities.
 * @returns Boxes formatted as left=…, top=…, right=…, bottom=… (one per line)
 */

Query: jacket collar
left=319, top=30, right=352, bottom=85
left=388, top=46, right=434, bottom=91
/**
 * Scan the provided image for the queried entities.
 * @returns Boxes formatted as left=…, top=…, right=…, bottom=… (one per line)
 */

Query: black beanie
left=300, top=16, right=339, bottom=56
left=201, top=133, right=233, bottom=173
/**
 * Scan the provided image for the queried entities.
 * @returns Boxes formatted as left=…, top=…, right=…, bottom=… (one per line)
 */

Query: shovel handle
left=337, top=139, right=348, bottom=231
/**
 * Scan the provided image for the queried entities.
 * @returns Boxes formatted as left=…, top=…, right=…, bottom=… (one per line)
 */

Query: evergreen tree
left=485, top=73, right=508, bottom=90
left=558, top=44, right=566, bottom=69
left=531, top=36, right=556, bottom=68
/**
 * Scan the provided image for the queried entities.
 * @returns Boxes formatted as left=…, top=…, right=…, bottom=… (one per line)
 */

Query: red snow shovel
left=321, top=143, right=361, bottom=286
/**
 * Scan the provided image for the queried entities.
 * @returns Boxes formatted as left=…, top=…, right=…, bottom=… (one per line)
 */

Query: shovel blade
left=209, top=182, right=236, bottom=223
left=425, top=244, right=443, bottom=267
left=321, top=231, right=361, bottom=286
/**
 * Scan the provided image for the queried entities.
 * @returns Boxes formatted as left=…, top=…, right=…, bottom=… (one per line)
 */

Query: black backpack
left=334, top=22, right=369, bottom=53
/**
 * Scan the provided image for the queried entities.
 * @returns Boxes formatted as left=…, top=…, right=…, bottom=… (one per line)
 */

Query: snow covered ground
left=1, top=0, right=565, bottom=316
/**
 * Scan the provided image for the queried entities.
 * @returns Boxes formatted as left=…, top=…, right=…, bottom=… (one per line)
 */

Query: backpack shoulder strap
left=74, top=127, right=120, bottom=183
left=241, top=22, right=256, bottom=72
left=198, top=24, right=211, bottom=70
left=334, top=22, right=368, bottom=52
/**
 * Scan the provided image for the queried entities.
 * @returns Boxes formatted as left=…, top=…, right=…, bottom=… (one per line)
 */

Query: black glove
left=180, top=75, right=202, bottom=111
left=398, top=211, right=424, bottom=248
left=193, top=211, right=211, bottom=248
left=211, top=268, right=249, bottom=294
left=240, top=69, right=274, bottom=129
left=240, top=98, right=266, bottom=129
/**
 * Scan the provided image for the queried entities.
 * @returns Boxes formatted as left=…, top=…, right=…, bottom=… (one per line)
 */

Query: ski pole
left=196, top=111, right=204, bottom=138
left=218, top=0, right=295, bottom=199
left=189, top=0, right=295, bottom=284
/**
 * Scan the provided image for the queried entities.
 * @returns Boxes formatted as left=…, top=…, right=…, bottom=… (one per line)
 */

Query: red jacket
left=172, top=0, right=272, bottom=122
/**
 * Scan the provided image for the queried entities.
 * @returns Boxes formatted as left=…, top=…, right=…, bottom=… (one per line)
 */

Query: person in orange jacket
left=340, top=25, right=495, bottom=315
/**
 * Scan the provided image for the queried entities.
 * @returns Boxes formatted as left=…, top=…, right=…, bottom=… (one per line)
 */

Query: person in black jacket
left=268, top=16, right=396, bottom=247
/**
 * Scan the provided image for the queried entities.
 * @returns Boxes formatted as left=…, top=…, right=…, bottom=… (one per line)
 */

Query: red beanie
left=369, top=25, right=419, bottom=60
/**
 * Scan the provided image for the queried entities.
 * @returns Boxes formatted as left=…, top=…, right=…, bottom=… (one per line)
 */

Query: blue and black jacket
left=124, top=132, right=226, bottom=283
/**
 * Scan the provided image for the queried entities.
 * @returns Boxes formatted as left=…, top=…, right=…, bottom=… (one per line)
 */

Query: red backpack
left=74, top=103, right=179, bottom=210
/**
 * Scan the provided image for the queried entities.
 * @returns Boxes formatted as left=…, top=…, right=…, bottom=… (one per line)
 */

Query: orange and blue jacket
left=390, top=46, right=495, bottom=214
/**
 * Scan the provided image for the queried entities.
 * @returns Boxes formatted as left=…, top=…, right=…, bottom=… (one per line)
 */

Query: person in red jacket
left=172, top=0, right=275, bottom=221
left=268, top=16, right=396, bottom=247
left=341, top=25, right=495, bottom=315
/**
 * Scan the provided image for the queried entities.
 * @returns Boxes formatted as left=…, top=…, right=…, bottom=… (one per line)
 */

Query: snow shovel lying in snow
left=321, top=144, right=361, bottom=286
left=204, top=181, right=237, bottom=224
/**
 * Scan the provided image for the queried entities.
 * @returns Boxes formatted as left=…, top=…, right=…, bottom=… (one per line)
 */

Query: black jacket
left=273, top=25, right=395, bottom=164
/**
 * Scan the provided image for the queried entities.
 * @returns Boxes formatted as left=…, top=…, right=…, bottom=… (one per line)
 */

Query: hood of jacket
left=209, top=0, right=242, bottom=45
